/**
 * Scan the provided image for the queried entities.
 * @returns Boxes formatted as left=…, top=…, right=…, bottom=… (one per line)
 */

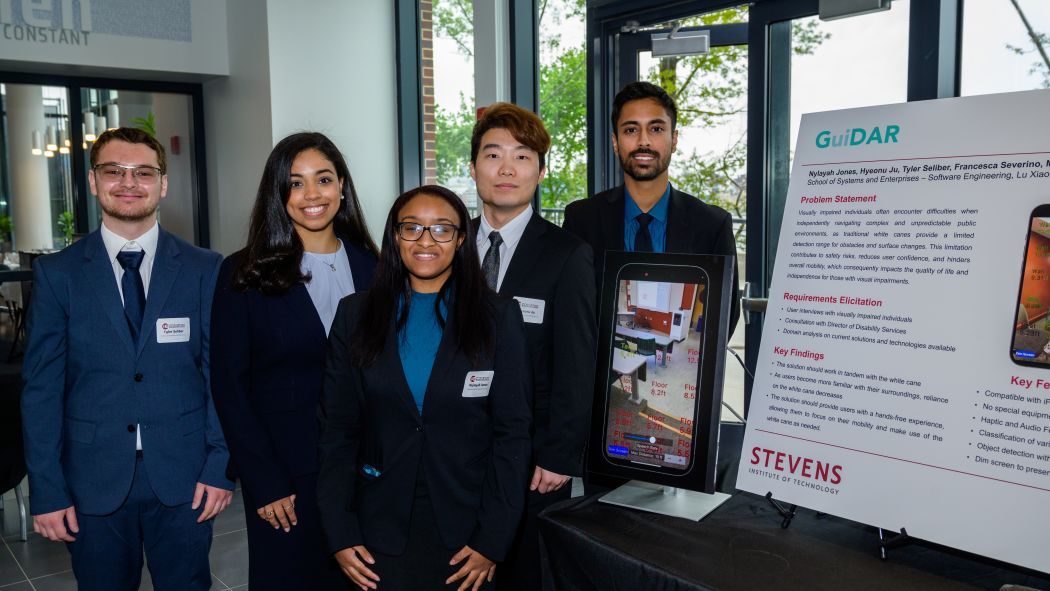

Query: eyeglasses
left=396, top=222, right=459, bottom=243
left=93, top=163, right=164, bottom=184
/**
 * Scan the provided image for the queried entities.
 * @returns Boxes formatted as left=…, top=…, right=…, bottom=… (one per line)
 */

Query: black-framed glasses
left=396, top=222, right=459, bottom=243
left=92, top=162, right=164, bottom=184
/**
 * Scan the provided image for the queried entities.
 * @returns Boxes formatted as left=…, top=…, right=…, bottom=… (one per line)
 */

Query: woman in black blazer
left=210, top=132, right=378, bottom=590
left=318, top=185, right=532, bottom=591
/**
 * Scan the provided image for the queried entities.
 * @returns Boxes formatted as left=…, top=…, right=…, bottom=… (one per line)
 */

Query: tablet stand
left=764, top=491, right=798, bottom=529
left=600, top=480, right=731, bottom=521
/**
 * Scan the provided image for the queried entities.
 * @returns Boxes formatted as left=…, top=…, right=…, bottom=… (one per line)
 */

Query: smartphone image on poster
left=602, top=263, right=708, bottom=474
left=1011, top=205, right=1050, bottom=367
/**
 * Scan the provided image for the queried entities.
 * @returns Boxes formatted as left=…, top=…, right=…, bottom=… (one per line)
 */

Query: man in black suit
left=563, top=81, right=740, bottom=334
left=470, top=102, right=596, bottom=590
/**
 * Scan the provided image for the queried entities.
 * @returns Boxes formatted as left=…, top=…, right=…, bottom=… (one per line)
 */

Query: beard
left=619, top=148, right=671, bottom=181
left=99, top=197, right=160, bottom=223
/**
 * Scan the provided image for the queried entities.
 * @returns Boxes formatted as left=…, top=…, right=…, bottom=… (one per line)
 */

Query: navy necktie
left=117, top=250, right=146, bottom=343
left=635, top=212, right=654, bottom=253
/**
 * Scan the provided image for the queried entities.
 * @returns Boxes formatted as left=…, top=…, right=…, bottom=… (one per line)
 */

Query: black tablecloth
left=538, top=491, right=1050, bottom=591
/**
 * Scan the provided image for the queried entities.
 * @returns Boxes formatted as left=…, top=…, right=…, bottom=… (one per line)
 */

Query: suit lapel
left=422, top=302, right=459, bottom=406
left=81, top=232, right=136, bottom=357
left=137, top=229, right=181, bottom=357
left=602, top=187, right=627, bottom=251
left=378, top=318, right=423, bottom=419
left=286, top=283, right=327, bottom=345
left=665, top=188, right=693, bottom=254
left=498, top=214, right=546, bottom=295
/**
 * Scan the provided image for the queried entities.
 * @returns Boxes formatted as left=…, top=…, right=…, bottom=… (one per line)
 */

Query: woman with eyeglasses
left=317, top=185, right=532, bottom=591
left=210, top=132, right=379, bottom=590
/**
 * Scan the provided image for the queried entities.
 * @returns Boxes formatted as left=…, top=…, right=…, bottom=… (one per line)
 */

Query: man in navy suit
left=21, top=127, right=233, bottom=590
left=564, top=81, right=740, bottom=334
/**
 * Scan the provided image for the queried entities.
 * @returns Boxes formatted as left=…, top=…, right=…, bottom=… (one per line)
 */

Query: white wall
left=265, top=0, right=399, bottom=244
left=202, top=0, right=273, bottom=255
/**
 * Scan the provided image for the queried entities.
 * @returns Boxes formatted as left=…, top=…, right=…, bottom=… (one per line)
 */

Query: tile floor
left=0, top=479, right=584, bottom=591
left=0, top=487, right=250, bottom=590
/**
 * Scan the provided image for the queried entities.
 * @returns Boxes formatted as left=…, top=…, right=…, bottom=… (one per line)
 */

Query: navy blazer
left=21, top=228, right=230, bottom=516
left=209, top=241, right=376, bottom=506
left=317, top=292, right=532, bottom=562
left=563, top=184, right=741, bottom=334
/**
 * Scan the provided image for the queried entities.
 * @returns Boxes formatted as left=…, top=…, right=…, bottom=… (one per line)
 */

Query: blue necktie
left=635, top=213, right=654, bottom=253
left=117, top=250, right=146, bottom=343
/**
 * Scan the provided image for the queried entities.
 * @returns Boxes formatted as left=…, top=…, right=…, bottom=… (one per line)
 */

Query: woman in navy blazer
left=210, top=133, right=378, bottom=590
left=318, top=185, right=532, bottom=591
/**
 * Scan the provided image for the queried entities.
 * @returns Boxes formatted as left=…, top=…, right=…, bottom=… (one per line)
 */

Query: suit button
left=134, top=373, right=143, bottom=382
left=415, top=426, right=423, bottom=432
left=127, top=425, right=136, bottom=433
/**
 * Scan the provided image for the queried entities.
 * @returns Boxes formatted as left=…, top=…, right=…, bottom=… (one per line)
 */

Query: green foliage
left=57, top=211, right=75, bottom=246
left=435, top=96, right=475, bottom=181
left=131, top=111, right=157, bottom=138
left=432, top=0, right=474, bottom=58
left=0, top=214, right=12, bottom=242
left=539, top=46, right=587, bottom=208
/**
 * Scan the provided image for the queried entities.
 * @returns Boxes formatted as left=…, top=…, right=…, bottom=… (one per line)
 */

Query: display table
left=538, top=491, right=1050, bottom=591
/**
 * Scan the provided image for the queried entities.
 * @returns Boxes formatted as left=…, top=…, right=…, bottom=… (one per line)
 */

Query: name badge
left=156, top=318, right=190, bottom=343
left=513, top=297, right=546, bottom=324
left=462, top=370, right=494, bottom=398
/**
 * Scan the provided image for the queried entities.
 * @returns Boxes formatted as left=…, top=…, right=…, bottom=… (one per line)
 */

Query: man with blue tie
left=563, top=81, right=740, bottom=334
left=21, top=127, right=233, bottom=590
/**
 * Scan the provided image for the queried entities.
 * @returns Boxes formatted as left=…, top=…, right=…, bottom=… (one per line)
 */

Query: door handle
left=741, top=282, right=767, bottom=324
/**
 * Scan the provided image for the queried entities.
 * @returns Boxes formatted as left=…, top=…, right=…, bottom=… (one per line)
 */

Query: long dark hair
left=352, top=185, right=493, bottom=367
left=233, top=132, right=379, bottom=294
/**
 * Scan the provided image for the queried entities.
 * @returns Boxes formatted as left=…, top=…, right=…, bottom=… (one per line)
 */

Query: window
left=961, top=0, right=1050, bottom=96
left=538, top=0, right=587, bottom=226
left=425, top=0, right=477, bottom=210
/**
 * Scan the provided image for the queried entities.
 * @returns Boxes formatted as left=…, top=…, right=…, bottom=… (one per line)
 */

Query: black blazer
left=209, top=241, right=376, bottom=506
left=472, top=213, right=596, bottom=476
left=563, top=185, right=741, bottom=334
left=317, top=293, right=532, bottom=562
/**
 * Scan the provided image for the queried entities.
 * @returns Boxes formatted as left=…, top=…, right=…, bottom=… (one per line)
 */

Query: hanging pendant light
left=31, top=130, right=43, bottom=155
left=83, top=113, right=96, bottom=142
left=96, top=115, right=108, bottom=133
left=45, top=125, right=58, bottom=152
left=59, top=128, right=70, bottom=154
left=106, top=103, right=120, bottom=129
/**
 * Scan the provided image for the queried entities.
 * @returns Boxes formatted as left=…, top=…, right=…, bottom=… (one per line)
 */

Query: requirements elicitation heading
left=783, top=292, right=884, bottom=307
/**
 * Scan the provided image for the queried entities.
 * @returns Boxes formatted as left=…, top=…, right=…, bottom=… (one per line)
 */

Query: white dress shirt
left=100, top=221, right=160, bottom=451
left=476, top=206, right=533, bottom=292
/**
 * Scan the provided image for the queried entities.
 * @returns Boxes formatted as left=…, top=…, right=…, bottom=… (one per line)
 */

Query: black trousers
left=370, top=465, right=495, bottom=591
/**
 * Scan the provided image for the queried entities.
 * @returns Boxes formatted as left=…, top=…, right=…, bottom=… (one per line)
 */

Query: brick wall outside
left=420, top=0, right=437, bottom=185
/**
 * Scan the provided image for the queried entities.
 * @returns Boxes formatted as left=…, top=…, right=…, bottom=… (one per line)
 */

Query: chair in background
left=636, top=337, right=657, bottom=367
left=0, top=384, right=28, bottom=541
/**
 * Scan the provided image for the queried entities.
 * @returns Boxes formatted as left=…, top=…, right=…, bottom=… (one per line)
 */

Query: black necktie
left=482, top=231, right=503, bottom=291
left=635, top=213, right=654, bottom=253
left=117, top=250, right=146, bottom=343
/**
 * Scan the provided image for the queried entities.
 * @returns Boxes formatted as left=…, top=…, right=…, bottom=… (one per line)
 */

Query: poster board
left=736, top=90, right=1050, bottom=573
left=589, top=252, right=733, bottom=492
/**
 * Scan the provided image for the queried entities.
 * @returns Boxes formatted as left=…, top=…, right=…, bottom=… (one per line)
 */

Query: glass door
left=614, top=7, right=750, bottom=424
